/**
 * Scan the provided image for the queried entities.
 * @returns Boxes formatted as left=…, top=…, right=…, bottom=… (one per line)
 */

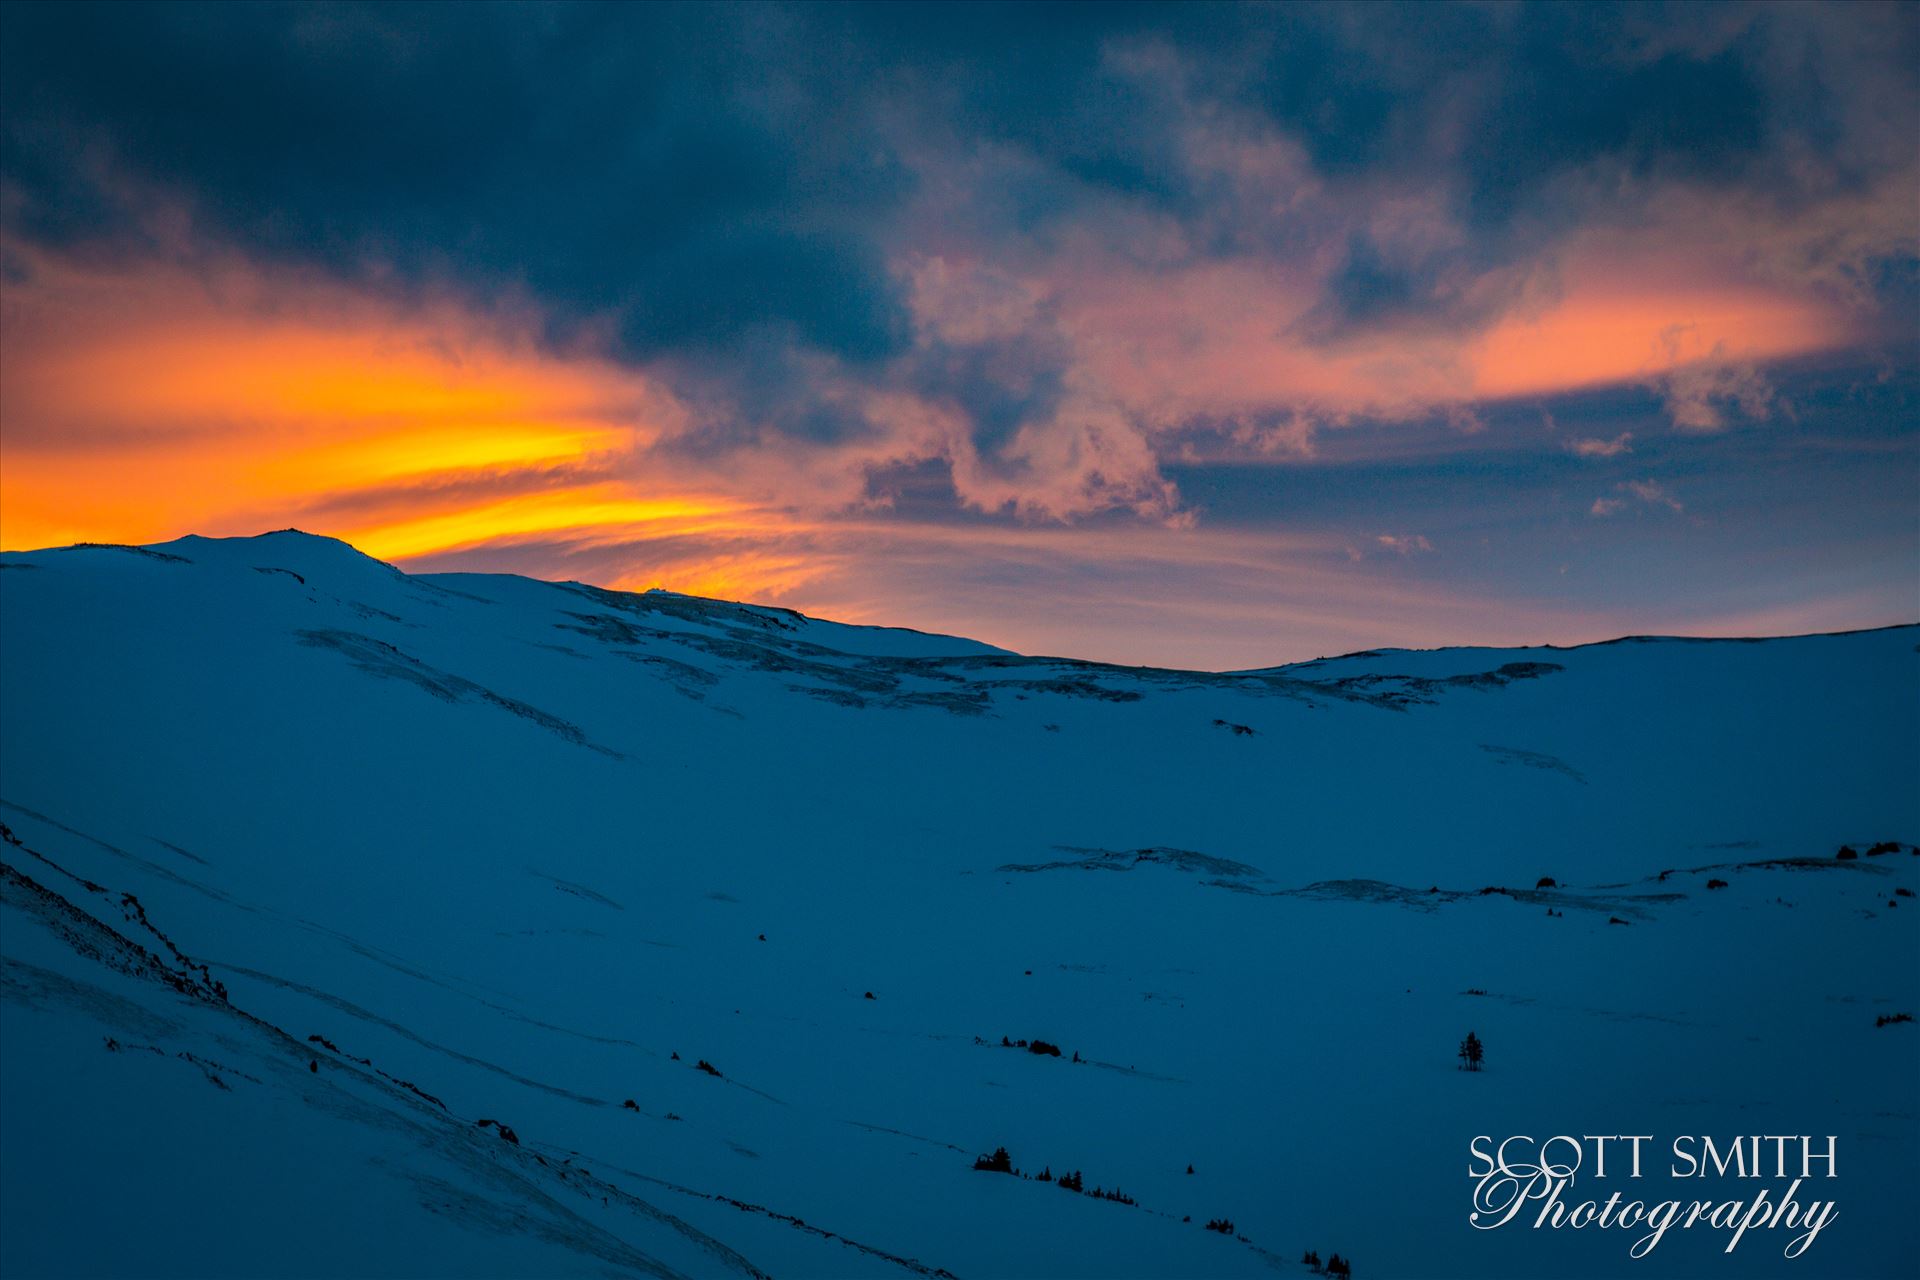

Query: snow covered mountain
left=1, top=531, right=1914, bottom=1278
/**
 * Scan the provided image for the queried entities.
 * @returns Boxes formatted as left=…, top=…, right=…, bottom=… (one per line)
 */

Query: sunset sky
left=2, top=1, right=1915, bottom=668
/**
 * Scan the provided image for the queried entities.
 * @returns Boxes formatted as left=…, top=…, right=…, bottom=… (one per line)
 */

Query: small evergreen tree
left=1458, top=1030, right=1484, bottom=1072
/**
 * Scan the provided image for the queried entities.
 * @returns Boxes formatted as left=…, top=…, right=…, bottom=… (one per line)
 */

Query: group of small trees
left=964, top=1149, right=1237, bottom=1241
left=998, top=1035, right=1067, bottom=1057
left=972, top=1146, right=1015, bottom=1174
left=1458, top=1030, right=1485, bottom=1072
left=971, top=1151, right=1127, bottom=1204
left=1301, top=1250, right=1352, bottom=1277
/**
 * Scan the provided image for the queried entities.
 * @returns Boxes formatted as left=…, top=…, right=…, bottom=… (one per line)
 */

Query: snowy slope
left=1, top=531, right=1915, bottom=1279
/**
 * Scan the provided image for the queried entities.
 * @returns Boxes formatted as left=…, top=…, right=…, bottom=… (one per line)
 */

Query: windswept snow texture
left=1, top=530, right=1916, bottom=1278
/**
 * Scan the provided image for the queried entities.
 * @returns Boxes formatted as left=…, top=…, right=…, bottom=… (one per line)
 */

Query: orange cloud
left=0, top=251, right=773, bottom=580
left=1468, top=247, right=1850, bottom=401
left=899, top=225, right=1861, bottom=498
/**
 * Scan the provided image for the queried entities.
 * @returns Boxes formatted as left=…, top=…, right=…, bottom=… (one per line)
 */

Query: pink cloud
left=1650, top=333, right=1778, bottom=431
left=1621, top=480, right=1685, bottom=512
left=1593, top=480, right=1684, bottom=518
left=1568, top=433, right=1634, bottom=458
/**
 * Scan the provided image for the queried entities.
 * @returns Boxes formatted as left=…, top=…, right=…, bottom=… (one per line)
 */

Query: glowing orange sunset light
left=253, top=421, right=631, bottom=493
left=1057, top=243, right=1855, bottom=427
left=0, top=235, right=1871, bottom=612
left=0, top=253, right=727, bottom=579
left=340, top=486, right=753, bottom=563
left=607, top=549, right=831, bottom=603
left=1468, top=259, right=1849, bottom=400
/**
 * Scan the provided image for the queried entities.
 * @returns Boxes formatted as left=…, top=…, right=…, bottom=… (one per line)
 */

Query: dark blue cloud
left=3, top=0, right=1913, bottom=436
left=1461, top=9, right=1769, bottom=222
left=1300, top=231, right=1432, bottom=341
left=1, top=0, right=912, bottom=360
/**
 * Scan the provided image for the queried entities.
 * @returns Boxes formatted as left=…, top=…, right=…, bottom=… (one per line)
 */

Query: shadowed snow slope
left=1, top=531, right=1915, bottom=1278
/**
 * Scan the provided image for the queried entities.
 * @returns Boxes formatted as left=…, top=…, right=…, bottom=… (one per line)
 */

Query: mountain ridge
left=5, top=527, right=1909, bottom=673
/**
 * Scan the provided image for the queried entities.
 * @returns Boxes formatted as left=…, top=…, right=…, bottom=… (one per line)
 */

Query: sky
left=1, top=1, right=1915, bottom=669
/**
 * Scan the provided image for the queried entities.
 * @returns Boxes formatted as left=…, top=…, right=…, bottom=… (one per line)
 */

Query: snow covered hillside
left=1, top=531, right=1915, bottom=1278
